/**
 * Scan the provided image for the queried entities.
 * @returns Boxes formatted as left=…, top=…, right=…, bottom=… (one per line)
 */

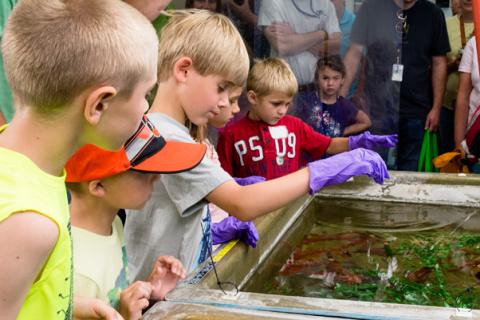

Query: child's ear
left=84, top=86, right=118, bottom=125
left=88, top=180, right=106, bottom=198
left=173, top=57, right=193, bottom=83
left=247, top=90, right=257, bottom=105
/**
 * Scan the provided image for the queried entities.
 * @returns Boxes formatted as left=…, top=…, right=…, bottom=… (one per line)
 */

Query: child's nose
left=218, top=92, right=229, bottom=108
left=232, top=103, right=240, bottom=114
left=278, top=106, right=288, bottom=115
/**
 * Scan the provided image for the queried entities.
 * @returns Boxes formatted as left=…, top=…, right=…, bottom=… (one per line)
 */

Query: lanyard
left=291, top=0, right=326, bottom=19
left=394, top=9, right=408, bottom=64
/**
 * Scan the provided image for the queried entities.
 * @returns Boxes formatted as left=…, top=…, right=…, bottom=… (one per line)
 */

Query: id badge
left=392, top=64, right=404, bottom=82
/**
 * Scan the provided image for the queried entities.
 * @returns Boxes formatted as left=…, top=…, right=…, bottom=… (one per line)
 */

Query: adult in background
left=331, top=0, right=355, bottom=58
left=226, top=0, right=271, bottom=59
left=454, top=36, right=480, bottom=150
left=331, top=0, right=357, bottom=98
left=258, top=0, right=341, bottom=114
left=452, top=0, right=461, bottom=16
left=340, top=0, right=450, bottom=171
left=441, top=0, right=473, bottom=154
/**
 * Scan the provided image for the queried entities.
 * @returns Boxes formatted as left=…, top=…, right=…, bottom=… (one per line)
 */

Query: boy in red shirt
left=218, top=58, right=397, bottom=179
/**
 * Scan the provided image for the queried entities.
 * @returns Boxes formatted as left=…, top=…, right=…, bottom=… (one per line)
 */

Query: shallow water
left=247, top=200, right=480, bottom=308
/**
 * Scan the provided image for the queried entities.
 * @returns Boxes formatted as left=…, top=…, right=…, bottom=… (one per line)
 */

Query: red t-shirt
left=217, top=115, right=332, bottom=180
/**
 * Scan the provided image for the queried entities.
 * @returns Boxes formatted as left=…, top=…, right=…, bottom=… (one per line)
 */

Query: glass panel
left=217, top=0, right=453, bottom=172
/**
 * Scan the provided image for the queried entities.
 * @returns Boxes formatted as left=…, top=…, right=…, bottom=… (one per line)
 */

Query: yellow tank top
left=0, top=146, right=72, bottom=319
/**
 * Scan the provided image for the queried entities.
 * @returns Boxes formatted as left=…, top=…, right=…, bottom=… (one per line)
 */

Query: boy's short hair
left=314, top=55, right=346, bottom=81
left=247, top=57, right=298, bottom=98
left=2, top=0, right=158, bottom=115
left=157, top=10, right=249, bottom=87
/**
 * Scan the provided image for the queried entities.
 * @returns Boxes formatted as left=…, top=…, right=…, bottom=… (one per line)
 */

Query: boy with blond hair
left=0, top=0, right=159, bottom=318
left=66, top=117, right=205, bottom=319
left=125, top=10, right=390, bottom=282
left=217, top=57, right=397, bottom=179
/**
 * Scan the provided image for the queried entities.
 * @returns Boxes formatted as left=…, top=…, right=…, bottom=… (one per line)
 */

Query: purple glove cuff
left=234, top=176, right=266, bottom=186
left=348, top=131, right=398, bottom=150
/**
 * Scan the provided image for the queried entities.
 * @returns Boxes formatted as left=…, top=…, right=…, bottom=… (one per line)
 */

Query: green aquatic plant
left=264, top=229, right=480, bottom=309
left=333, top=232, right=480, bottom=308
left=334, top=282, right=378, bottom=301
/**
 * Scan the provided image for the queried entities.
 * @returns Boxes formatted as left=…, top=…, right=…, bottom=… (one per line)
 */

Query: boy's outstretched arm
left=326, top=137, right=349, bottom=154
left=327, top=132, right=398, bottom=155
left=0, top=212, right=58, bottom=318
left=207, top=168, right=310, bottom=221
left=207, top=149, right=389, bottom=221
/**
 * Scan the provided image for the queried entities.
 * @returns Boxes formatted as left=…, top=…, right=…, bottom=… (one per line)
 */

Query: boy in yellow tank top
left=0, top=0, right=159, bottom=318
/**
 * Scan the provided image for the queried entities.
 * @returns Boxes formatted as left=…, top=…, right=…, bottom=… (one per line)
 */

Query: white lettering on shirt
left=234, top=133, right=297, bottom=166
left=234, top=140, right=247, bottom=166
left=249, top=136, right=264, bottom=162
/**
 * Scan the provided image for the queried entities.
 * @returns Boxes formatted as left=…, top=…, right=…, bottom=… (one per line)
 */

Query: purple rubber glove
left=234, top=176, right=266, bottom=186
left=348, top=131, right=398, bottom=150
left=307, top=148, right=389, bottom=194
left=211, top=216, right=259, bottom=248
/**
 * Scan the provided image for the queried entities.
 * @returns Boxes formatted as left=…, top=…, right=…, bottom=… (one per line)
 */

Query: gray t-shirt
left=124, top=113, right=232, bottom=281
left=258, top=0, right=340, bottom=85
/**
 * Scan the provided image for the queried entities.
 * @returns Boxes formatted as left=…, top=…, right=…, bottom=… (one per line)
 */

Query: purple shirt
left=296, top=93, right=359, bottom=137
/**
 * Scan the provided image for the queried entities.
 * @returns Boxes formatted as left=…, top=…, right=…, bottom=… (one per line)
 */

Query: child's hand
left=212, top=216, right=259, bottom=248
left=73, top=296, right=124, bottom=320
left=308, top=148, right=389, bottom=194
left=119, top=281, right=153, bottom=320
left=148, top=256, right=186, bottom=301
